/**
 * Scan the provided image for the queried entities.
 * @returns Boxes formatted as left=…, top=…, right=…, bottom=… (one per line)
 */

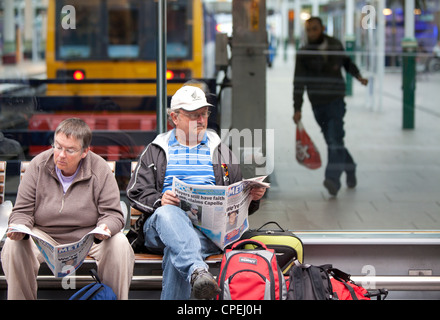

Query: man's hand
left=6, top=224, right=25, bottom=241
left=95, top=223, right=111, bottom=241
left=250, top=187, right=266, bottom=201
left=161, top=190, right=180, bottom=207
left=293, top=111, right=302, bottom=124
left=357, top=76, right=369, bottom=86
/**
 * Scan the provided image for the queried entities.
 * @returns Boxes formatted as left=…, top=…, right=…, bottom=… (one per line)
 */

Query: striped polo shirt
left=162, top=130, right=216, bottom=192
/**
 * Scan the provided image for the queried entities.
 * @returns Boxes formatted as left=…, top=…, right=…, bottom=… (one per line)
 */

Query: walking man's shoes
left=346, top=170, right=357, bottom=188
left=323, top=179, right=340, bottom=196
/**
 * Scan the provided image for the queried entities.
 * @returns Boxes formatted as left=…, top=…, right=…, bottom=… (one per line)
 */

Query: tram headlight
left=73, top=70, right=85, bottom=81
left=166, top=70, right=175, bottom=80
left=166, top=69, right=191, bottom=80
left=56, top=69, right=86, bottom=81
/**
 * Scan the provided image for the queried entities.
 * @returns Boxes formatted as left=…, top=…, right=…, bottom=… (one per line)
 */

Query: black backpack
left=287, top=263, right=334, bottom=300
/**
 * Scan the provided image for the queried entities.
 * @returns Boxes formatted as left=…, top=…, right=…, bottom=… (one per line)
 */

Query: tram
left=45, top=0, right=216, bottom=95
left=29, top=0, right=217, bottom=159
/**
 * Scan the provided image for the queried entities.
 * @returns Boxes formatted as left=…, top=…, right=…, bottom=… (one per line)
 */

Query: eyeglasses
left=177, top=110, right=211, bottom=120
left=52, top=143, right=81, bottom=155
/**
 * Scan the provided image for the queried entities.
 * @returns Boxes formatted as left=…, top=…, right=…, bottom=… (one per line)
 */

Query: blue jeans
left=312, top=98, right=356, bottom=185
left=143, top=205, right=221, bottom=300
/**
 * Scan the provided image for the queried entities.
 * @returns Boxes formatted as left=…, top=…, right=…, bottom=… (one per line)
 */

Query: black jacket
left=293, top=34, right=362, bottom=111
left=126, top=129, right=260, bottom=252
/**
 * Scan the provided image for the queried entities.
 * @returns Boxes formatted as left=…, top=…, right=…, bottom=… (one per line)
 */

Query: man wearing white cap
left=126, top=84, right=266, bottom=300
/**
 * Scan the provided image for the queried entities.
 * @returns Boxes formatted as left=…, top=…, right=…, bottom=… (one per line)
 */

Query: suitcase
left=240, top=221, right=304, bottom=274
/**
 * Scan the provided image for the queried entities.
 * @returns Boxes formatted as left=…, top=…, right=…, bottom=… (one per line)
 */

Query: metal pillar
left=2, top=0, right=16, bottom=64
left=156, top=0, right=168, bottom=134
left=231, top=0, right=267, bottom=132
left=294, top=0, right=301, bottom=49
left=231, top=0, right=267, bottom=177
left=402, top=0, right=417, bottom=129
left=376, top=0, right=385, bottom=111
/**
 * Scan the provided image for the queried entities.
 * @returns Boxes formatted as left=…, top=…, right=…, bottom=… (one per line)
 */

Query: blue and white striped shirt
left=162, top=130, right=216, bottom=192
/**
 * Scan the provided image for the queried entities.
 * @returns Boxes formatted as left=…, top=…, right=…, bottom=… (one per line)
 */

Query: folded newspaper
left=172, top=176, right=269, bottom=249
left=5, top=224, right=110, bottom=278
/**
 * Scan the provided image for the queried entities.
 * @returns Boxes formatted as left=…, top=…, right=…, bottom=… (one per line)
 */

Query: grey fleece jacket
left=9, top=149, right=124, bottom=244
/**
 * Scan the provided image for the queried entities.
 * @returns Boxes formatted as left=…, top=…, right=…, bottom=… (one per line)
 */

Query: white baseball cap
left=169, top=86, right=213, bottom=111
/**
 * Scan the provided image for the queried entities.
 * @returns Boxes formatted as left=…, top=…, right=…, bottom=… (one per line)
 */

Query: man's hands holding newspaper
left=6, top=224, right=25, bottom=241
left=161, top=190, right=181, bottom=207
left=95, top=223, right=111, bottom=241
left=250, top=187, right=266, bottom=201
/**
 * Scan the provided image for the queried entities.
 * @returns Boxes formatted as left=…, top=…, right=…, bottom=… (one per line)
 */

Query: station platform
left=251, top=48, right=440, bottom=233
left=0, top=60, right=46, bottom=79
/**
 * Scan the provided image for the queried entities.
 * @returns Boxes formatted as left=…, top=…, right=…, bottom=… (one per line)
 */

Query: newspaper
left=5, top=224, right=110, bottom=278
left=172, top=176, right=269, bottom=249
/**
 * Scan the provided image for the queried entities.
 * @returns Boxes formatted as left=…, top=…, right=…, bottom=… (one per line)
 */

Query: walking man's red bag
left=295, top=121, right=321, bottom=169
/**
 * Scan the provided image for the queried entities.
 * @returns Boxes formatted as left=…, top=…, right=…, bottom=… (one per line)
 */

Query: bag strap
left=334, top=278, right=359, bottom=300
left=90, top=268, right=102, bottom=284
left=291, top=265, right=305, bottom=300
left=256, top=221, right=285, bottom=232
left=308, top=266, right=328, bottom=300
left=80, top=283, right=104, bottom=300
left=366, top=289, right=389, bottom=300
left=328, top=267, right=351, bottom=283
left=231, top=239, right=268, bottom=250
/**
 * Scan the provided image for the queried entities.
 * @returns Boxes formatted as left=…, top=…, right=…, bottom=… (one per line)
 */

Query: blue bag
left=69, top=269, right=117, bottom=300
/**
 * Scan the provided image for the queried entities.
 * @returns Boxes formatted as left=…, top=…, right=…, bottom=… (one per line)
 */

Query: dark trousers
left=312, top=98, right=356, bottom=185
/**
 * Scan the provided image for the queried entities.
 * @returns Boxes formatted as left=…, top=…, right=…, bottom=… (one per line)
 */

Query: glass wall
left=1, top=0, right=439, bottom=232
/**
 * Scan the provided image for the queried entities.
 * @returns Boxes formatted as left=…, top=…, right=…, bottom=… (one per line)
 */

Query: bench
left=0, top=160, right=222, bottom=293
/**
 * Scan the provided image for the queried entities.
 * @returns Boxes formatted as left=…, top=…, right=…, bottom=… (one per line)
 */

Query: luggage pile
left=217, top=221, right=388, bottom=301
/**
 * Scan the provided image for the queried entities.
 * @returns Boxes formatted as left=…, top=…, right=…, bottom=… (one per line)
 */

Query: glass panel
left=167, top=1, right=192, bottom=59
left=0, top=0, right=439, bottom=235
left=57, top=0, right=101, bottom=59
left=55, top=0, right=192, bottom=61
left=107, top=1, right=140, bottom=59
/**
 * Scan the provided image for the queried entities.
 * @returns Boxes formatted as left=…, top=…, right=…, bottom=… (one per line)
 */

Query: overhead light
left=300, top=12, right=311, bottom=21
left=383, top=8, right=392, bottom=16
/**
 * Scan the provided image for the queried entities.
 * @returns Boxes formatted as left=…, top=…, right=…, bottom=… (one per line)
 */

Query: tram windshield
left=56, top=0, right=192, bottom=61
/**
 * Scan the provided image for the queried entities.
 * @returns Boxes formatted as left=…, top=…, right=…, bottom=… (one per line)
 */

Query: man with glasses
left=127, top=84, right=266, bottom=300
left=293, top=17, right=368, bottom=196
left=2, top=118, right=134, bottom=299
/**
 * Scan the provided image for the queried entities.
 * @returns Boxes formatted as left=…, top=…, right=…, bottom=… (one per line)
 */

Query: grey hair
left=54, top=118, right=92, bottom=149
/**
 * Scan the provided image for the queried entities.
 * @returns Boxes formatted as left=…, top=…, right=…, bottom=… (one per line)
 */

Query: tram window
left=56, top=0, right=192, bottom=61
left=138, top=0, right=193, bottom=61
left=57, top=0, right=100, bottom=59
left=167, top=2, right=192, bottom=60
left=108, top=2, right=140, bottom=59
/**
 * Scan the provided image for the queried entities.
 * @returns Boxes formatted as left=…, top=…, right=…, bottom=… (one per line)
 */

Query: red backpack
left=329, top=268, right=388, bottom=300
left=217, top=239, right=287, bottom=300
